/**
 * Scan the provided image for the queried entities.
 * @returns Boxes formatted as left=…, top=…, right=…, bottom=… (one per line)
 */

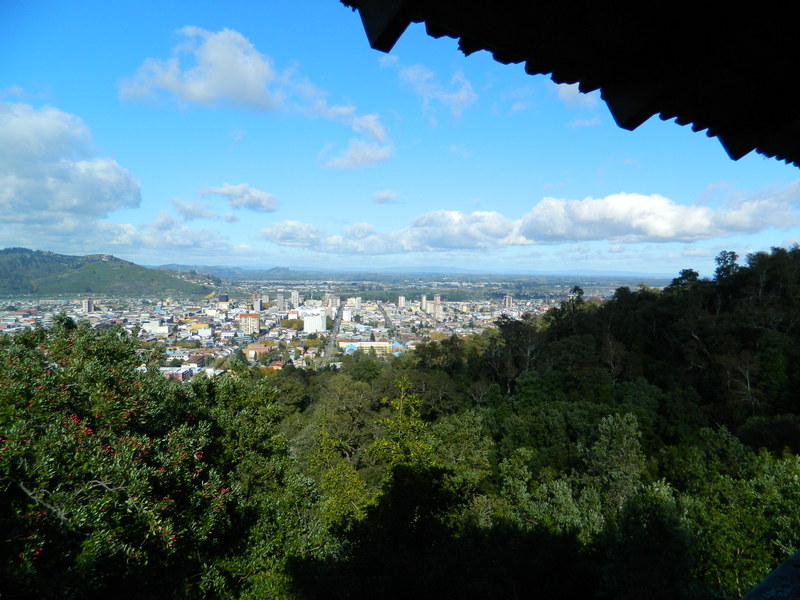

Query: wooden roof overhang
left=342, top=0, right=800, bottom=167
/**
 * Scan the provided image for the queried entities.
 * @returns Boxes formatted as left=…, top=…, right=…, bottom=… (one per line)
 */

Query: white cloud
left=0, top=210, right=231, bottom=261
left=0, top=101, right=240, bottom=261
left=556, top=83, right=598, bottom=108
left=398, top=210, right=522, bottom=250
left=716, top=181, right=800, bottom=232
left=261, top=210, right=521, bottom=255
left=716, top=198, right=798, bottom=232
left=119, top=26, right=280, bottom=110
left=201, top=183, right=278, bottom=212
left=373, top=190, right=399, bottom=204
left=261, top=220, right=327, bottom=247
left=519, top=189, right=800, bottom=243
left=387, top=60, right=477, bottom=117
left=0, top=102, right=140, bottom=225
left=519, top=193, right=716, bottom=242
left=342, top=222, right=376, bottom=239
left=325, top=139, right=393, bottom=169
left=291, top=78, right=387, bottom=141
left=173, top=199, right=218, bottom=221
left=131, top=211, right=228, bottom=250
left=120, top=26, right=390, bottom=167
left=90, top=212, right=233, bottom=262
left=258, top=184, right=800, bottom=256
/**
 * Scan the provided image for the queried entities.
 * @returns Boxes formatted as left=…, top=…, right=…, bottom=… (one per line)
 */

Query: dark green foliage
left=5, top=246, right=800, bottom=598
left=0, top=323, right=333, bottom=599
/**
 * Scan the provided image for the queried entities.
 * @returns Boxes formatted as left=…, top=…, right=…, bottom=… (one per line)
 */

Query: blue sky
left=2, top=0, right=799, bottom=277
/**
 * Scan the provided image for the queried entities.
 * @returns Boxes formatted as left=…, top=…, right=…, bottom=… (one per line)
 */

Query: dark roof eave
left=342, top=0, right=800, bottom=168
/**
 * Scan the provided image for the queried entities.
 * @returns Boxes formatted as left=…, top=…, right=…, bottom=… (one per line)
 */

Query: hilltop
left=157, top=263, right=299, bottom=281
left=0, top=248, right=217, bottom=296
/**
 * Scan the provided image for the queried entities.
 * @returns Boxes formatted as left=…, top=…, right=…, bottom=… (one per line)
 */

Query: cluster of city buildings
left=0, top=288, right=556, bottom=379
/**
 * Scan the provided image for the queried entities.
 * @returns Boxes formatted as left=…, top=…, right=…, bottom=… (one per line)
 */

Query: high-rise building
left=303, top=312, right=327, bottom=333
left=291, top=290, right=300, bottom=308
left=236, top=313, right=261, bottom=335
left=433, top=294, right=442, bottom=321
left=276, top=293, right=285, bottom=311
left=398, top=295, right=406, bottom=308
left=503, top=294, right=513, bottom=309
left=421, top=295, right=428, bottom=312
left=252, top=299, right=263, bottom=312
left=82, top=297, right=94, bottom=313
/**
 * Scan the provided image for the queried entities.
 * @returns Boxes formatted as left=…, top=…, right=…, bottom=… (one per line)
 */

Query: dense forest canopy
left=4, top=247, right=800, bottom=599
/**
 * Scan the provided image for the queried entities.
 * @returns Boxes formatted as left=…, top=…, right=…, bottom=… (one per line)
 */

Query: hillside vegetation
left=3, top=247, right=800, bottom=599
left=0, top=248, right=216, bottom=296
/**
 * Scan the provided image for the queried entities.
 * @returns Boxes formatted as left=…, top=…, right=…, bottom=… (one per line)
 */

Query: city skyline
left=2, top=1, right=799, bottom=277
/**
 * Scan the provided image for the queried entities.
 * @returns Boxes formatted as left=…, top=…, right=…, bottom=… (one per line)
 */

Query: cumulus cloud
left=121, top=211, right=230, bottom=251
left=261, top=221, right=327, bottom=247
left=261, top=210, right=522, bottom=255
left=519, top=193, right=717, bottom=243
left=0, top=209, right=231, bottom=261
left=715, top=181, right=800, bottom=232
left=342, top=222, right=376, bottom=239
left=120, top=26, right=390, bottom=167
left=325, top=139, right=393, bottom=169
left=261, top=221, right=380, bottom=254
left=258, top=184, right=800, bottom=255
left=373, top=190, right=399, bottom=204
left=201, top=183, right=277, bottom=212
left=519, top=189, right=800, bottom=243
left=119, top=26, right=280, bottom=110
left=0, top=102, right=140, bottom=225
left=716, top=197, right=797, bottom=232
left=399, top=210, right=522, bottom=250
left=556, top=83, right=599, bottom=108
left=0, top=101, right=236, bottom=262
left=173, top=199, right=218, bottom=221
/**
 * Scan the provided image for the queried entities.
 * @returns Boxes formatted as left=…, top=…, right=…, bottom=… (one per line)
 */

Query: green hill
left=0, top=248, right=216, bottom=296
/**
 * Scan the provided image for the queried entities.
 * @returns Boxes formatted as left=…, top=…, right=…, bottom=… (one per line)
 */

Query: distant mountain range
left=156, top=262, right=673, bottom=282
left=156, top=264, right=302, bottom=281
left=0, top=248, right=217, bottom=296
left=0, top=248, right=671, bottom=297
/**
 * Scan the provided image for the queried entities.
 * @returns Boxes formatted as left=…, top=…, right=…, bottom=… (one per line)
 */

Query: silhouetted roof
left=342, top=0, right=800, bottom=167
left=741, top=550, right=800, bottom=600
